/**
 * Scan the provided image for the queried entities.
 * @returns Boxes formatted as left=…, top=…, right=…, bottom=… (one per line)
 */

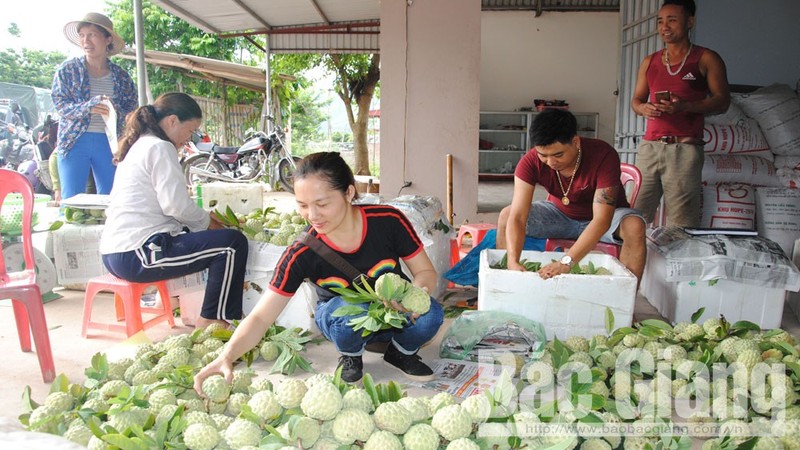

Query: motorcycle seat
left=212, top=145, right=239, bottom=154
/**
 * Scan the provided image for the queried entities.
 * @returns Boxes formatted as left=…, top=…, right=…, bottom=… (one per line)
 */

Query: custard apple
left=201, top=374, right=231, bottom=403
left=342, top=388, right=375, bottom=413
left=260, top=341, right=280, bottom=361
left=276, top=378, right=308, bottom=409
left=460, top=393, right=492, bottom=423
left=403, top=423, right=441, bottom=450
left=446, top=438, right=481, bottom=450
left=374, top=401, right=413, bottom=434
left=184, top=422, right=221, bottom=450
left=431, top=404, right=473, bottom=441
left=224, top=418, right=262, bottom=449
left=398, top=396, right=431, bottom=422
left=364, top=430, right=403, bottom=450
left=248, top=390, right=282, bottom=420
left=332, top=408, right=374, bottom=444
left=300, top=381, right=342, bottom=421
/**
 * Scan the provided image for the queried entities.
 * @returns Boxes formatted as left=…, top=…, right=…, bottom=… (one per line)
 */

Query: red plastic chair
left=545, top=163, right=643, bottom=257
left=0, top=169, right=56, bottom=382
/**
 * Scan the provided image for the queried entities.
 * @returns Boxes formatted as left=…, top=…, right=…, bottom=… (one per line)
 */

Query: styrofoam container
left=199, top=182, right=267, bottom=216
left=783, top=238, right=800, bottom=323
left=478, top=249, right=637, bottom=339
left=641, top=243, right=786, bottom=328
left=242, top=277, right=319, bottom=333
left=52, top=223, right=108, bottom=286
left=247, top=240, right=288, bottom=272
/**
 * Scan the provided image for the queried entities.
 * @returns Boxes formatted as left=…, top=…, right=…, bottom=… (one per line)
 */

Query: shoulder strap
left=298, top=231, right=364, bottom=282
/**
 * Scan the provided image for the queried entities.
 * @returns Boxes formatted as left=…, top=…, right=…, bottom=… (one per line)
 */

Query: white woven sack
left=703, top=119, right=772, bottom=160
left=701, top=155, right=782, bottom=187
left=737, top=83, right=800, bottom=156
left=774, top=156, right=800, bottom=171
left=700, top=183, right=756, bottom=229
left=704, top=98, right=748, bottom=126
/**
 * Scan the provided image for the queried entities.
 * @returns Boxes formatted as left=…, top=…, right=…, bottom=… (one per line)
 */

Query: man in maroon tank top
left=631, top=0, right=729, bottom=227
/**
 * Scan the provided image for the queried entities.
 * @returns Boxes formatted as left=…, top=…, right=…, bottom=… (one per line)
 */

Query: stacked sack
left=699, top=82, right=800, bottom=256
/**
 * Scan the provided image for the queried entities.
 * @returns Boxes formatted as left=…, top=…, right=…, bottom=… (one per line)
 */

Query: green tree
left=0, top=48, right=67, bottom=89
left=324, top=54, right=380, bottom=176
left=106, top=0, right=262, bottom=105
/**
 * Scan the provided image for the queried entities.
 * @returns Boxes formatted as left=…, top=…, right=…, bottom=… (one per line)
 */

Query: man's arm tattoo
left=594, top=186, right=619, bottom=206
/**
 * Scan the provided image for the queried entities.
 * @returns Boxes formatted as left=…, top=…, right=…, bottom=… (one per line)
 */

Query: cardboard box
left=642, top=243, right=786, bottom=328
left=52, top=223, right=108, bottom=286
left=199, top=182, right=267, bottom=216
left=478, top=249, right=637, bottom=339
left=178, top=288, right=204, bottom=327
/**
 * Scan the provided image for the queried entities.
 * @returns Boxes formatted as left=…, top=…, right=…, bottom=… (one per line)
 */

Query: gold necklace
left=664, top=43, right=693, bottom=76
left=555, top=148, right=581, bottom=206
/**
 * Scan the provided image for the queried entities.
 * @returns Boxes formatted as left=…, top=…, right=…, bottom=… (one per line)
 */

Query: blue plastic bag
left=443, top=229, right=545, bottom=287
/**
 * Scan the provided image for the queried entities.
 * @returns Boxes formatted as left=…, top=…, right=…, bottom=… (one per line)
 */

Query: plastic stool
left=82, top=273, right=176, bottom=338
left=456, top=223, right=497, bottom=259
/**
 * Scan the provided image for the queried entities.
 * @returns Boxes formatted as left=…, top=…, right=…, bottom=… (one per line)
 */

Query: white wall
left=694, top=0, right=800, bottom=87
left=380, top=0, right=481, bottom=223
left=481, top=11, right=620, bottom=143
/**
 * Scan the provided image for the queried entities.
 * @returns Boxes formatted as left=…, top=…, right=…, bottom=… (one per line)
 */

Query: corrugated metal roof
left=483, top=0, right=619, bottom=11
left=150, top=0, right=620, bottom=52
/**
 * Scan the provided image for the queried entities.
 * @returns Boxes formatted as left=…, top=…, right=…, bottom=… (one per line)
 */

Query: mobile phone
left=654, top=91, right=671, bottom=103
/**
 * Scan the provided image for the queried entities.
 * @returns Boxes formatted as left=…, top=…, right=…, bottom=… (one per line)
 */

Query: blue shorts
left=525, top=201, right=645, bottom=244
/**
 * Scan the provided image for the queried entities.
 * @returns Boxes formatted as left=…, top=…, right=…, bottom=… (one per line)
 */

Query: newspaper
left=406, top=358, right=509, bottom=398
left=648, top=227, right=800, bottom=291
left=101, top=98, right=117, bottom=154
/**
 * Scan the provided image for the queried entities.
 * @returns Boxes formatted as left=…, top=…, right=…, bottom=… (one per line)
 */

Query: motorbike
left=181, top=115, right=300, bottom=193
left=0, top=119, right=53, bottom=195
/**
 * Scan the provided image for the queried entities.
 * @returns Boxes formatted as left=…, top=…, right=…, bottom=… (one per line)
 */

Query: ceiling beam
left=308, top=0, right=331, bottom=25
left=156, top=0, right=220, bottom=33
left=232, top=0, right=273, bottom=30
left=221, top=21, right=380, bottom=38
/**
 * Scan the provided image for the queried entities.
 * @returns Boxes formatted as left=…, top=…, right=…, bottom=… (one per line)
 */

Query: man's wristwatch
left=559, top=255, right=574, bottom=268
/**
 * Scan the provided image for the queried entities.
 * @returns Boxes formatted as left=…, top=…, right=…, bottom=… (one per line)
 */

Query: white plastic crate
left=641, top=243, right=786, bottom=328
left=198, top=182, right=267, bottom=216
left=478, top=249, right=637, bottom=339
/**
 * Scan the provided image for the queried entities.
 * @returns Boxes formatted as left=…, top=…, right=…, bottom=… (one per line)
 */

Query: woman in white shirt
left=99, top=93, right=248, bottom=329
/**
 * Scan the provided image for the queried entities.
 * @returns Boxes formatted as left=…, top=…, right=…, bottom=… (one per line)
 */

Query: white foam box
left=199, top=182, right=267, bottom=216
left=787, top=238, right=800, bottom=322
left=478, top=249, right=637, bottom=339
left=167, top=270, right=208, bottom=297
left=247, top=240, right=288, bottom=272
left=641, top=242, right=786, bottom=328
left=52, top=223, right=109, bottom=286
left=242, top=277, right=319, bottom=333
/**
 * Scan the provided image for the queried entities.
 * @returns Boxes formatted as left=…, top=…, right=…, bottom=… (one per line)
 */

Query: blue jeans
left=58, top=132, right=116, bottom=200
left=315, top=296, right=444, bottom=356
left=526, top=201, right=644, bottom=245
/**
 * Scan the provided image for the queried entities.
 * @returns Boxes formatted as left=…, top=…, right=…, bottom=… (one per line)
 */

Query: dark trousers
left=103, top=228, right=248, bottom=321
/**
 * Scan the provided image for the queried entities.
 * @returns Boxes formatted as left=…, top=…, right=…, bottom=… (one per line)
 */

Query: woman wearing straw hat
left=52, top=12, right=137, bottom=201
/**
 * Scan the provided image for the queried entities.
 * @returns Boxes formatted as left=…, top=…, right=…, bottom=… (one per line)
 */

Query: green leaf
left=102, top=434, right=144, bottom=450
left=605, top=307, right=615, bottom=335
left=49, top=374, right=70, bottom=394
left=20, top=386, right=39, bottom=413
left=332, top=305, right=366, bottom=317
left=690, top=308, right=705, bottom=323
left=362, top=374, right=380, bottom=407
left=771, top=341, right=798, bottom=357
left=729, top=320, right=761, bottom=333
left=640, top=319, right=673, bottom=331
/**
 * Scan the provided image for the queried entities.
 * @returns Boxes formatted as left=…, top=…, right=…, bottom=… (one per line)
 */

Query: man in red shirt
left=497, top=109, right=646, bottom=282
left=631, top=0, right=730, bottom=227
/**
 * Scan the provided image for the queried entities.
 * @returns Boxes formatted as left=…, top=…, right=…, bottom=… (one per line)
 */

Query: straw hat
left=63, top=12, right=126, bottom=56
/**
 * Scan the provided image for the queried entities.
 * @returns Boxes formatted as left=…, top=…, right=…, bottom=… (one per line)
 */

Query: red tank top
left=644, top=45, right=709, bottom=140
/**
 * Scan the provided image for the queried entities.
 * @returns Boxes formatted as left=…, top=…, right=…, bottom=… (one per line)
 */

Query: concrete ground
left=1, top=189, right=799, bottom=448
